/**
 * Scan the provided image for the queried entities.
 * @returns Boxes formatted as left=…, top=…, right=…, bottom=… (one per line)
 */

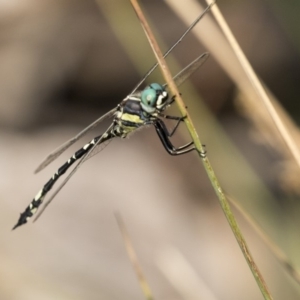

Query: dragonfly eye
left=141, top=83, right=168, bottom=113
left=141, top=87, right=157, bottom=107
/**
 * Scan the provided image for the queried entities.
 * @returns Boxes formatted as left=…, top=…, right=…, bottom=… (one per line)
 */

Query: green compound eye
left=141, top=83, right=167, bottom=114
left=149, top=83, right=164, bottom=92
left=141, top=83, right=165, bottom=107
left=141, top=87, right=157, bottom=107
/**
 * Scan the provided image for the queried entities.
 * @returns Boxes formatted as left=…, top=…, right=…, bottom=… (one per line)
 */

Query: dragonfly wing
left=34, top=107, right=117, bottom=174
left=33, top=123, right=114, bottom=222
left=85, top=138, right=113, bottom=161
left=131, top=3, right=213, bottom=94
left=165, top=52, right=209, bottom=88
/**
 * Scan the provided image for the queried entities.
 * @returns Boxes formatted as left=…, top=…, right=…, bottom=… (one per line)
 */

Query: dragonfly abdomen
left=12, top=133, right=112, bottom=230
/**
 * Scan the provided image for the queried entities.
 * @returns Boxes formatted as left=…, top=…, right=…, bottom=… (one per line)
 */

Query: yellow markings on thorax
left=118, top=112, right=144, bottom=135
left=121, top=113, right=143, bottom=124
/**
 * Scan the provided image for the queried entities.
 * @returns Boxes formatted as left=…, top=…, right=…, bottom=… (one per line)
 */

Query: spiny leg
left=12, top=131, right=113, bottom=230
left=153, top=119, right=195, bottom=155
left=159, top=94, right=188, bottom=137
left=159, top=114, right=187, bottom=137
left=158, top=117, right=194, bottom=150
left=154, top=118, right=207, bottom=157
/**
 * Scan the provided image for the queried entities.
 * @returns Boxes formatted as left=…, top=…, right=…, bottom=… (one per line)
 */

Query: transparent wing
left=35, top=107, right=117, bottom=174
left=33, top=123, right=114, bottom=222
left=34, top=52, right=208, bottom=173
left=130, top=3, right=213, bottom=94
left=166, top=52, right=209, bottom=88
left=85, top=137, right=113, bottom=161
left=35, top=1, right=213, bottom=175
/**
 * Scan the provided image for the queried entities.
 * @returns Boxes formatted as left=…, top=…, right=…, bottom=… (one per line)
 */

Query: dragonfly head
left=140, top=83, right=168, bottom=114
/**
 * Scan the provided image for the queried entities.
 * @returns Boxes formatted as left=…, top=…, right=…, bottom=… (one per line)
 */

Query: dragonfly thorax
left=140, top=83, right=168, bottom=114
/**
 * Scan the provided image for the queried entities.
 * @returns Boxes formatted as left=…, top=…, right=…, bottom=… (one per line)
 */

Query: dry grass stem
left=156, top=247, right=219, bottom=300
left=129, top=1, right=273, bottom=299
left=205, top=0, right=300, bottom=169
left=234, top=89, right=300, bottom=195
left=115, top=213, right=154, bottom=300
left=167, top=0, right=300, bottom=195
left=228, top=195, right=300, bottom=285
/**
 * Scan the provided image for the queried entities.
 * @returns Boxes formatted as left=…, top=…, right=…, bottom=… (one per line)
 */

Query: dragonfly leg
left=158, top=114, right=187, bottom=137
left=13, top=132, right=113, bottom=230
left=154, top=118, right=207, bottom=157
left=153, top=119, right=195, bottom=156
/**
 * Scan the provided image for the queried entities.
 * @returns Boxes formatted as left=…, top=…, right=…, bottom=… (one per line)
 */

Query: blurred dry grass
left=1, top=0, right=300, bottom=299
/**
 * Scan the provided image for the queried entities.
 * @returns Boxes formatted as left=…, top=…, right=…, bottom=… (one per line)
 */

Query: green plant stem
left=129, top=1, right=273, bottom=299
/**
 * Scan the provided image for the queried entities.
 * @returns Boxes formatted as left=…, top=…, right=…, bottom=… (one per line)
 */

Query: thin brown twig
left=129, top=1, right=273, bottom=299
left=115, top=213, right=154, bottom=300
left=205, top=0, right=300, bottom=169
left=228, top=195, right=300, bottom=285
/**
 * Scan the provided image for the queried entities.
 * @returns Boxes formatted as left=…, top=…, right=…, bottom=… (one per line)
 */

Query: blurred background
left=1, top=0, right=300, bottom=299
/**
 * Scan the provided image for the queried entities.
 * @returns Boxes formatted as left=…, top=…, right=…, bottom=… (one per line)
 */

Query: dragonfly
left=13, top=3, right=213, bottom=230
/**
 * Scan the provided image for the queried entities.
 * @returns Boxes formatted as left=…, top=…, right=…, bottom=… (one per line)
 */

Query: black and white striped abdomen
left=13, top=132, right=113, bottom=230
